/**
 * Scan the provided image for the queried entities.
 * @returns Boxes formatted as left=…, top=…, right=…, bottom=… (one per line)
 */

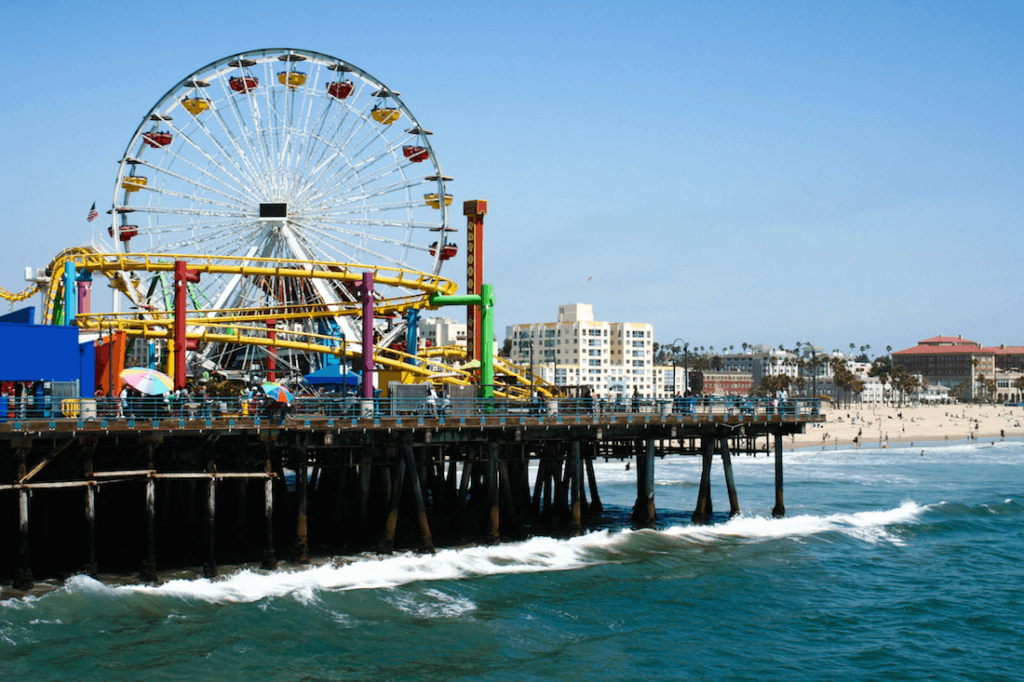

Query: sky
left=1, top=0, right=1021, bottom=357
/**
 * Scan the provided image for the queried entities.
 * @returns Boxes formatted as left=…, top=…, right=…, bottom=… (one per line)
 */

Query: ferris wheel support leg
left=356, top=273, right=375, bottom=401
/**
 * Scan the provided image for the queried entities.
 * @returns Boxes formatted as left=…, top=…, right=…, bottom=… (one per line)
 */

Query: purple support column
left=77, top=279, right=92, bottom=315
left=359, top=272, right=375, bottom=399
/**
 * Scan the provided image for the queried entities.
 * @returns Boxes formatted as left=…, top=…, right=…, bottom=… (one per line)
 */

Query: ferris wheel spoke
left=223, top=79, right=275, bottom=187
left=283, top=66, right=325, bottom=195
left=132, top=159, right=254, bottom=211
left=134, top=183, right=252, bottom=213
left=299, top=144, right=405, bottom=208
left=142, top=219, right=262, bottom=253
left=295, top=215, right=430, bottom=250
left=159, top=117, right=263, bottom=204
left=188, top=116, right=269, bottom=200
left=293, top=219, right=419, bottom=269
left=291, top=80, right=361, bottom=193
left=302, top=160, right=412, bottom=211
left=206, top=82, right=272, bottom=197
left=141, top=124, right=258, bottom=203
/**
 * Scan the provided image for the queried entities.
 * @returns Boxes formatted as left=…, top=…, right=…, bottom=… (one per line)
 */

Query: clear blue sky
left=1, top=1, right=1020, bottom=357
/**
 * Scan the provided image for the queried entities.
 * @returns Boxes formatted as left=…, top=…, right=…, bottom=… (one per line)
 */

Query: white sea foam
left=660, top=500, right=927, bottom=546
left=115, top=534, right=611, bottom=604
left=1, top=502, right=930, bottom=608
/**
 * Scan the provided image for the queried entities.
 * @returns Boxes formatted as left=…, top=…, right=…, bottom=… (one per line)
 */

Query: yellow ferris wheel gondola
left=277, top=71, right=307, bottom=88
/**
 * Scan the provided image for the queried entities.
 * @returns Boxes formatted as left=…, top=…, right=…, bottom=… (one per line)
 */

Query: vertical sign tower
left=464, top=200, right=488, bottom=363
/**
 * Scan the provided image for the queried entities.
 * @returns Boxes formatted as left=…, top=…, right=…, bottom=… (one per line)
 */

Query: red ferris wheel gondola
left=142, top=131, right=172, bottom=148
left=403, top=145, right=430, bottom=162
left=327, top=80, right=354, bottom=99
left=229, top=76, right=259, bottom=93
left=429, top=242, right=458, bottom=261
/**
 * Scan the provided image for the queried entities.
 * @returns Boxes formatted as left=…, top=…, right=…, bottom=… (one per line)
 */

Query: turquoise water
left=3, top=442, right=1022, bottom=681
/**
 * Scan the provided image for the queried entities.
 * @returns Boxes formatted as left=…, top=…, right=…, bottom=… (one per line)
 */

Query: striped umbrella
left=261, top=381, right=293, bottom=405
left=120, top=367, right=174, bottom=396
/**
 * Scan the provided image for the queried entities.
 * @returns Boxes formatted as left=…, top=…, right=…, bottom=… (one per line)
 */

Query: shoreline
left=786, top=403, right=1022, bottom=452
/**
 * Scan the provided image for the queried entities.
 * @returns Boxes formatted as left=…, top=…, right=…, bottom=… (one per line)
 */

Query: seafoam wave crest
left=1, top=502, right=930, bottom=607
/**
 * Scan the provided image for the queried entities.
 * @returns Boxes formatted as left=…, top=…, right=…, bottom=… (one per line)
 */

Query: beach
left=790, top=403, right=1023, bottom=450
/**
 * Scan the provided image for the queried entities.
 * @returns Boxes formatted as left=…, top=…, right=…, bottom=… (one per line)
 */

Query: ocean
left=2, top=440, right=1022, bottom=681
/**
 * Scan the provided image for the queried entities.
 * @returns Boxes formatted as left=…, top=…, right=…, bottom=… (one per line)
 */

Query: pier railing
left=0, top=395, right=821, bottom=428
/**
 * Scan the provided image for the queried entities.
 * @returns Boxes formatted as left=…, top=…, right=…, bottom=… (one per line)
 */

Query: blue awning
left=304, top=365, right=360, bottom=385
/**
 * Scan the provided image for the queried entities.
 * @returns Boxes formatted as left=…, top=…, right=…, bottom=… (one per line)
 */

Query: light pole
left=799, top=342, right=818, bottom=398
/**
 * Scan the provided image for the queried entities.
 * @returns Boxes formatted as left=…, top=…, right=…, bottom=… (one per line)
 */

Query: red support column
left=173, top=261, right=201, bottom=390
left=463, top=200, right=487, bottom=364
left=266, top=319, right=277, bottom=383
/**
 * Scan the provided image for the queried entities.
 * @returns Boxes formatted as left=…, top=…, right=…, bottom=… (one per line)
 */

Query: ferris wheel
left=103, top=48, right=455, bottom=376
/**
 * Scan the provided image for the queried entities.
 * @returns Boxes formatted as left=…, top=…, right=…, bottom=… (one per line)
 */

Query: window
left=589, top=359, right=601, bottom=367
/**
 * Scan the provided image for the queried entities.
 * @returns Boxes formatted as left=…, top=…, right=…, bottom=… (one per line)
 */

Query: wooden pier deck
left=1, top=399, right=822, bottom=589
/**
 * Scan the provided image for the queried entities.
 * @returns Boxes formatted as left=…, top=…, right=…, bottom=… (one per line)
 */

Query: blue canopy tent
left=304, top=365, right=361, bottom=386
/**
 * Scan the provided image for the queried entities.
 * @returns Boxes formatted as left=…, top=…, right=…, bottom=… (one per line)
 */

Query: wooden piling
left=404, top=443, right=435, bottom=554
left=568, top=441, right=582, bottom=536
left=720, top=437, right=740, bottom=518
left=203, top=475, right=217, bottom=578
left=84, top=483, right=98, bottom=576
left=585, top=451, right=603, bottom=514
left=692, top=436, right=714, bottom=524
left=262, top=455, right=277, bottom=569
left=15, top=488, right=33, bottom=590
left=139, top=478, right=158, bottom=582
left=486, top=443, right=500, bottom=544
left=378, top=453, right=406, bottom=554
left=772, top=432, right=785, bottom=518
left=294, top=446, right=309, bottom=564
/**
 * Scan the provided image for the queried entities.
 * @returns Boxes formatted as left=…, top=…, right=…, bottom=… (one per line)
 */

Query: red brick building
left=893, top=335, right=995, bottom=397
left=699, top=370, right=754, bottom=397
left=982, top=345, right=1024, bottom=372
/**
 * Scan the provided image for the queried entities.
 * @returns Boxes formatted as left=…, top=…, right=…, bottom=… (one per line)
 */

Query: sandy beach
left=789, top=404, right=1024, bottom=450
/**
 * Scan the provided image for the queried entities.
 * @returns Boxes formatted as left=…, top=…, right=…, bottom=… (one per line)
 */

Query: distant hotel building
left=417, top=316, right=466, bottom=348
left=893, top=335, right=995, bottom=398
left=505, top=304, right=665, bottom=399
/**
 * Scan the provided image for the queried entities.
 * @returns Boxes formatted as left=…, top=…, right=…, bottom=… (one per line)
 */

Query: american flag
left=86, top=202, right=99, bottom=222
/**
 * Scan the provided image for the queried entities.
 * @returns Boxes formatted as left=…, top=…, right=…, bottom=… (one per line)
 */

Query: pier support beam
left=378, top=453, right=407, bottom=555
left=262, top=476, right=277, bottom=569
left=15, top=489, right=33, bottom=590
left=692, top=436, right=714, bottom=524
left=486, top=443, right=500, bottom=544
left=631, top=439, right=656, bottom=528
left=404, top=443, right=435, bottom=554
left=294, top=445, right=309, bottom=564
left=85, top=483, right=98, bottom=576
left=203, top=476, right=217, bottom=578
left=568, top=441, right=583, bottom=536
left=720, top=437, right=740, bottom=518
left=585, top=452, right=603, bottom=515
left=772, top=432, right=785, bottom=518
left=140, top=479, right=158, bottom=582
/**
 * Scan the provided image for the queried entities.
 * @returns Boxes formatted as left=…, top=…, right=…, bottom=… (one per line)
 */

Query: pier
left=1, top=396, right=820, bottom=589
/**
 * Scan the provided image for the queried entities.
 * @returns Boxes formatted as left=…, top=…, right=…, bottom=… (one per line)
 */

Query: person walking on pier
left=426, top=386, right=438, bottom=417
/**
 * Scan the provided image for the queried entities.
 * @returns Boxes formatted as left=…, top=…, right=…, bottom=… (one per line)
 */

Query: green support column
left=428, top=284, right=495, bottom=398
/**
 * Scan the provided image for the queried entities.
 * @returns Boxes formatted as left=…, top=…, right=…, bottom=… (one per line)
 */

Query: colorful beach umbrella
left=120, top=367, right=174, bottom=396
left=261, top=381, right=293, bottom=405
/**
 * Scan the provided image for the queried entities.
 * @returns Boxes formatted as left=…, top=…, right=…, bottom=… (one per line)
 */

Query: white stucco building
left=505, top=304, right=665, bottom=398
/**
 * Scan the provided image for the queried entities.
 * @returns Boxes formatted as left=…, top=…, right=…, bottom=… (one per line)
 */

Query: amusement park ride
left=0, top=48, right=552, bottom=400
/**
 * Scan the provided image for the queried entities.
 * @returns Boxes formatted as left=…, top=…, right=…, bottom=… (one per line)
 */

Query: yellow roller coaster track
left=51, top=251, right=552, bottom=398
